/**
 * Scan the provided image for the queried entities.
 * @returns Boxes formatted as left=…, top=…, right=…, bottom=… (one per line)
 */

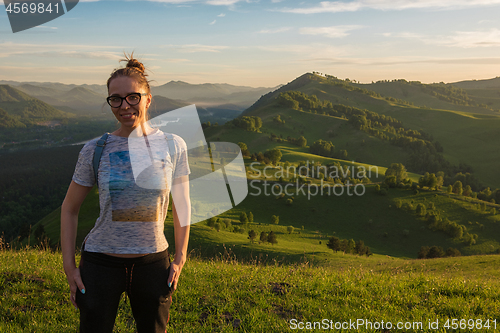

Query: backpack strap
left=165, top=133, right=176, bottom=179
left=93, top=133, right=109, bottom=187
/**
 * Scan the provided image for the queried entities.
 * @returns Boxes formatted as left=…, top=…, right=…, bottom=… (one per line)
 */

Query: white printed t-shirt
left=72, top=130, right=190, bottom=254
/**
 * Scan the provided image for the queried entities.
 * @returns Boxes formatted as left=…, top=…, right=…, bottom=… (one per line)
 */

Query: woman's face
left=108, top=76, right=151, bottom=132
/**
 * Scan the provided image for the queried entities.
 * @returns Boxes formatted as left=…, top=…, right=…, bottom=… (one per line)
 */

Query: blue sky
left=1, top=0, right=500, bottom=87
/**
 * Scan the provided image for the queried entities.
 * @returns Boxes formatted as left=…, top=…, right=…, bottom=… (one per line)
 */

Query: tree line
left=326, top=236, right=372, bottom=256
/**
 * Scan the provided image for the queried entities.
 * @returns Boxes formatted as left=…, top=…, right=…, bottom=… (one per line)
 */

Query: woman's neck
left=112, top=123, right=155, bottom=138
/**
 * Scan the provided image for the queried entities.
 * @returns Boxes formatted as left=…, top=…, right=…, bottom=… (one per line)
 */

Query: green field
left=1, top=248, right=500, bottom=332
left=237, top=73, right=500, bottom=188
left=34, top=178, right=500, bottom=261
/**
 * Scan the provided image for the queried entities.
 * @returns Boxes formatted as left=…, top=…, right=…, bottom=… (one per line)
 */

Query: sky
left=1, top=0, right=500, bottom=87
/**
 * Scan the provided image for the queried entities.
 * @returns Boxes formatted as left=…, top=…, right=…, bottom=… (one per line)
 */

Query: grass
left=1, top=247, right=500, bottom=332
left=33, top=180, right=500, bottom=263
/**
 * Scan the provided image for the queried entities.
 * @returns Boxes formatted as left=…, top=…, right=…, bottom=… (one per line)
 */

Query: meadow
left=1, top=247, right=500, bottom=332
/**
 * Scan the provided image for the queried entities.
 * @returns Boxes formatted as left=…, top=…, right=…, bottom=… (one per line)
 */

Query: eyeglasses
left=106, top=93, right=148, bottom=108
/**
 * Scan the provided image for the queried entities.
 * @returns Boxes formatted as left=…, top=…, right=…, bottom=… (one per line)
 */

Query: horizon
left=2, top=72, right=500, bottom=89
left=1, top=0, right=500, bottom=87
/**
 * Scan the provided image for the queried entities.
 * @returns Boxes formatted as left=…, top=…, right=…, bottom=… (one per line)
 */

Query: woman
left=61, top=55, right=191, bottom=333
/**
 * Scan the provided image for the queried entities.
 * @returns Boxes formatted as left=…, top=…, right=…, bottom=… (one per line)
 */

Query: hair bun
left=126, top=58, right=146, bottom=74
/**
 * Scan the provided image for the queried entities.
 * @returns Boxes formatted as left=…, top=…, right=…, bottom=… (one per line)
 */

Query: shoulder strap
left=165, top=133, right=176, bottom=177
left=93, top=133, right=110, bottom=187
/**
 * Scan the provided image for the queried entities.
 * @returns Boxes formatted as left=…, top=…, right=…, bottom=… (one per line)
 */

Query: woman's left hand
left=167, top=256, right=186, bottom=291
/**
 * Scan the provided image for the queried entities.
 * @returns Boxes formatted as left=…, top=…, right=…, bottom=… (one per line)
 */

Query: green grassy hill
left=238, top=73, right=500, bottom=188
left=0, top=85, right=73, bottom=126
left=33, top=178, right=500, bottom=260
left=1, top=248, right=500, bottom=332
left=354, top=80, right=498, bottom=114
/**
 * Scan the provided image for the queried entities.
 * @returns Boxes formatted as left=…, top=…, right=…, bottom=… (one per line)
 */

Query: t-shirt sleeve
left=172, top=134, right=191, bottom=179
left=72, top=141, right=97, bottom=187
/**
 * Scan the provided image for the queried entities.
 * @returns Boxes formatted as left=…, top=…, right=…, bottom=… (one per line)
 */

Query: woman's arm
left=61, top=180, right=93, bottom=309
left=168, top=175, right=191, bottom=290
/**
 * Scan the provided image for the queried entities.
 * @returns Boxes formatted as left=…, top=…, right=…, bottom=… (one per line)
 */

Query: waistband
left=81, top=248, right=169, bottom=268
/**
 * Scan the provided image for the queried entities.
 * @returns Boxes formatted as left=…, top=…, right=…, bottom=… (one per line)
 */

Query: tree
left=264, top=148, right=282, bottom=165
left=248, top=212, right=254, bottom=222
left=355, top=240, right=367, bottom=255
left=271, top=215, right=279, bottom=225
left=287, top=226, right=294, bottom=234
left=427, top=246, right=445, bottom=258
left=260, top=231, right=268, bottom=243
left=310, top=139, right=335, bottom=157
left=240, top=212, right=248, bottom=223
left=297, top=136, right=307, bottom=148
left=415, top=203, right=427, bottom=217
left=385, top=163, right=408, bottom=183
left=237, top=142, right=250, bottom=157
left=326, top=236, right=341, bottom=253
left=248, top=230, right=257, bottom=243
left=223, top=218, right=232, bottom=229
left=463, top=185, right=472, bottom=197
left=445, top=247, right=461, bottom=257
left=418, top=246, right=430, bottom=259
left=452, top=181, right=463, bottom=195
left=267, top=231, right=278, bottom=245
left=214, top=222, right=221, bottom=232
left=207, top=217, right=216, bottom=228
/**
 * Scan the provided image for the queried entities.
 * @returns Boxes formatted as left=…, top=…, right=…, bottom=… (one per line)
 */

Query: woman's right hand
left=65, top=266, right=86, bottom=309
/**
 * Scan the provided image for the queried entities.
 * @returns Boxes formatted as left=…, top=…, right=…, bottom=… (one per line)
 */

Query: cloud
left=258, top=27, right=292, bottom=34
left=299, top=25, right=362, bottom=38
left=249, top=43, right=352, bottom=59
left=206, top=0, right=242, bottom=5
left=299, top=56, right=500, bottom=66
left=210, top=19, right=217, bottom=25
left=388, top=29, right=500, bottom=48
left=217, top=13, right=226, bottom=16
left=161, top=44, right=229, bottom=53
left=278, top=0, right=500, bottom=14
left=0, top=42, right=124, bottom=59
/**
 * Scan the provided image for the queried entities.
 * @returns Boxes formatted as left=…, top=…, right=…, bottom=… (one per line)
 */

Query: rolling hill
left=0, top=85, right=73, bottom=126
left=236, top=73, right=500, bottom=189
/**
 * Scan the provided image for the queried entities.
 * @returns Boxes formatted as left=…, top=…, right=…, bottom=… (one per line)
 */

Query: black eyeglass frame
left=106, top=93, right=148, bottom=108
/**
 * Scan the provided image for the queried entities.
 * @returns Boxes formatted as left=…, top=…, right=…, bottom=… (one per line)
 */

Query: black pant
left=76, top=249, right=173, bottom=333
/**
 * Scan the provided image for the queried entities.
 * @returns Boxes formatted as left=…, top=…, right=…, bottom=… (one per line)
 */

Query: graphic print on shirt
left=109, top=150, right=167, bottom=222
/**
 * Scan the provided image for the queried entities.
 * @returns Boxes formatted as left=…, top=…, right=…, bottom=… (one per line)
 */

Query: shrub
left=267, top=231, right=278, bottom=245
left=418, top=246, right=430, bottom=259
left=260, top=231, right=268, bottom=243
left=445, top=248, right=461, bottom=257
left=427, top=246, right=445, bottom=258
left=240, top=212, right=248, bottom=223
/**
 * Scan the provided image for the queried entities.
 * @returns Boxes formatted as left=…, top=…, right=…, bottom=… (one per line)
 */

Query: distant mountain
left=0, top=84, right=34, bottom=102
left=151, top=81, right=275, bottom=107
left=448, top=77, right=500, bottom=111
left=15, top=84, right=107, bottom=116
left=0, top=85, right=72, bottom=127
left=149, top=95, right=189, bottom=118
left=451, top=77, right=500, bottom=90
left=5, top=80, right=273, bottom=119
